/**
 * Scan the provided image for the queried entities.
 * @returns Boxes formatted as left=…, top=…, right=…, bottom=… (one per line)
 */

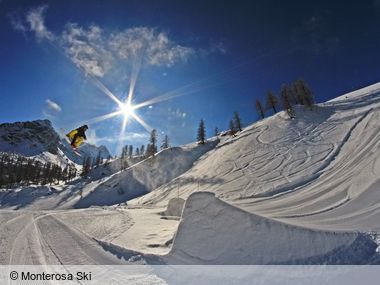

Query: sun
left=119, top=101, right=136, bottom=119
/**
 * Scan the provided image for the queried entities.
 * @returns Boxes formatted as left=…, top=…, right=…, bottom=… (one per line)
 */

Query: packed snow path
left=0, top=210, right=133, bottom=265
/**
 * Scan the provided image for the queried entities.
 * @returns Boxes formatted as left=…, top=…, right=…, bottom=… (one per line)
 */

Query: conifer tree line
left=79, top=152, right=110, bottom=177
left=0, top=152, right=77, bottom=188
left=256, top=79, right=315, bottom=119
left=120, top=129, right=171, bottom=160
left=196, top=111, right=243, bottom=143
left=199, top=79, right=315, bottom=142
left=229, top=111, right=242, bottom=136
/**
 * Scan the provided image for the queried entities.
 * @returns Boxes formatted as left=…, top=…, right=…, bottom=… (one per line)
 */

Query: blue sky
left=1, top=0, right=380, bottom=154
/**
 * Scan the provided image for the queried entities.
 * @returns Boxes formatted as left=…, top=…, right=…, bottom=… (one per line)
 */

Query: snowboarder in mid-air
left=66, top=125, right=88, bottom=149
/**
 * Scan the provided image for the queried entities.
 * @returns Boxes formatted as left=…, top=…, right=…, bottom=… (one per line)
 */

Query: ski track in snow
left=0, top=210, right=135, bottom=265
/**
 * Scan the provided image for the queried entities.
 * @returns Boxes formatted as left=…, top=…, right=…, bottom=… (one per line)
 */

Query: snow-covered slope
left=78, top=144, right=111, bottom=161
left=73, top=141, right=218, bottom=208
left=0, top=119, right=111, bottom=166
left=59, top=138, right=111, bottom=165
left=0, top=120, right=60, bottom=156
left=131, top=83, right=380, bottom=232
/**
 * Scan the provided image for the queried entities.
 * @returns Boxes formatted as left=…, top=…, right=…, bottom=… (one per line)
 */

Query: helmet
left=83, top=124, right=89, bottom=130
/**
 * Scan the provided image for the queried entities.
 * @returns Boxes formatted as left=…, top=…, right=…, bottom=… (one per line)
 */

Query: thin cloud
left=208, top=41, right=227, bottom=55
left=45, top=99, right=62, bottom=112
left=8, top=14, right=27, bottom=33
left=25, top=5, right=54, bottom=41
left=109, top=27, right=195, bottom=67
left=11, top=6, right=197, bottom=77
left=61, top=23, right=114, bottom=77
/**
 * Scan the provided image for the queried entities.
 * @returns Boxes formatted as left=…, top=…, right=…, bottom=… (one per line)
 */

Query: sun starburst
left=84, top=51, right=240, bottom=150
left=119, top=101, right=136, bottom=120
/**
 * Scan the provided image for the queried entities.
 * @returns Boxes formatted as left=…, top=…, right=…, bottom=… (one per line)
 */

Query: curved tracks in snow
left=136, top=87, right=380, bottom=233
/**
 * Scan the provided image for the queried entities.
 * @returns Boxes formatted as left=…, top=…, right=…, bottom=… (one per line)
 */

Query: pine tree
left=229, top=120, right=236, bottom=136
left=95, top=153, right=101, bottom=168
left=62, top=167, right=69, bottom=183
left=149, top=129, right=158, bottom=155
left=233, top=111, right=242, bottom=131
left=297, top=79, right=314, bottom=110
left=266, top=91, right=278, bottom=113
left=136, top=147, right=140, bottom=156
left=281, top=84, right=295, bottom=118
left=121, top=145, right=128, bottom=158
left=214, top=127, right=219, bottom=136
left=197, top=119, right=206, bottom=144
left=72, top=165, right=77, bottom=180
left=161, top=135, right=169, bottom=150
left=256, top=99, right=265, bottom=119
left=128, top=145, right=133, bottom=158
left=81, top=157, right=91, bottom=178
left=140, top=145, right=145, bottom=156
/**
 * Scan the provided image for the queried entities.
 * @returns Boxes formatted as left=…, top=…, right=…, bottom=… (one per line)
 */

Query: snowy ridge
left=0, top=120, right=60, bottom=156
left=0, top=119, right=111, bottom=166
left=327, top=82, right=380, bottom=102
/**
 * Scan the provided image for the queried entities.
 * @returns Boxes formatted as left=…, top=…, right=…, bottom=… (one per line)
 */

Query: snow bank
left=167, top=192, right=379, bottom=264
left=0, top=186, right=56, bottom=210
left=74, top=141, right=218, bottom=208
left=162, top=198, right=185, bottom=217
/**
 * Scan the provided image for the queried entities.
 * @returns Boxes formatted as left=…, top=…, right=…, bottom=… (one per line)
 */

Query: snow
left=0, top=186, right=57, bottom=210
left=1, top=83, right=380, bottom=265
left=161, top=198, right=185, bottom=217
left=129, top=82, right=380, bottom=234
left=57, top=208, right=133, bottom=242
left=73, top=141, right=218, bottom=208
left=0, top=207, right=177, bottom=264
left=58, top=136, right=111, bottom=166
left=0, top=119, right=111, bottom=167
left=0, top=120, right=59, bottom=156
left=107, top=207, right=179, bottom=255
left=165, top=192, right=379, bottom=264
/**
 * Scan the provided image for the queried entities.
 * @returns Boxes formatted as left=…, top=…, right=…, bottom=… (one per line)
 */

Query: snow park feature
left=165, top=192, right=379, bottom=264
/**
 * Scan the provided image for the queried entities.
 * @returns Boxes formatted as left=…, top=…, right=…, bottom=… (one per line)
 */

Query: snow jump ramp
left=165, top=192, right=379, bottom=264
